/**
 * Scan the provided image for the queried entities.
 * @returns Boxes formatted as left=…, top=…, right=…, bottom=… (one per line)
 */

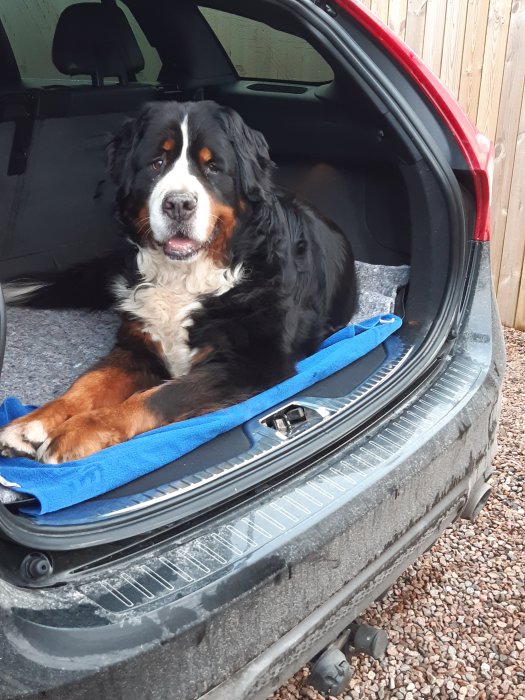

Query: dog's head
left=108, top=100, right=274, bottom=262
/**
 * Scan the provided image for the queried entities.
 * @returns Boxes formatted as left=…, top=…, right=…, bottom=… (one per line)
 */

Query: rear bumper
left=0, top=245, right=504, bottom=700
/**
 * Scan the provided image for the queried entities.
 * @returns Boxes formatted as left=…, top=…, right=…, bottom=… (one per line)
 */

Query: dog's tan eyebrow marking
left=199, top=147, right=213, bottom=163
left=162, top=138, right=176, bottom=152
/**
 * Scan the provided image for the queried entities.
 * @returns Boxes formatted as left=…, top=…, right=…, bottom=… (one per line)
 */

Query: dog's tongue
left=163, top=236, right=201, bottom=258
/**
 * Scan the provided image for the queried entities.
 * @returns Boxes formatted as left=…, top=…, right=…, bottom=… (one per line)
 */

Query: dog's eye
left=205, top=161, right=219, bottom=175
left=151, top=156, right=165, bottom=172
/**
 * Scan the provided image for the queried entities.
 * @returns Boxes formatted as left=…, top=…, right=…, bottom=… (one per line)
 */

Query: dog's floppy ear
left=107, top=104, right=151, bottom=196
left=217, top=106, right=274, bottom=203
left=107, top=118, right=136, bottom=194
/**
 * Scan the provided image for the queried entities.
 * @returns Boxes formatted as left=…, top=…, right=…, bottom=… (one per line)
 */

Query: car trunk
left=0, top=0, right=475, bottom=556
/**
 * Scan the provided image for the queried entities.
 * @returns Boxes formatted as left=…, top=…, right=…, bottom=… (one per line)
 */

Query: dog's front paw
left=36, top=411, right=126, bottom=464
left=0, top=419, right=49, bottom=459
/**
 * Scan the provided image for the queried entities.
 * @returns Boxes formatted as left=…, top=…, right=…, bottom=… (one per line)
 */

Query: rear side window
left=199, top=7, right=334, bottom=84
left=0, top=0, right=161, bottom=84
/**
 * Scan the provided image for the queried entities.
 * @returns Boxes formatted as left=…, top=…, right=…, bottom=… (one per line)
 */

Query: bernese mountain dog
left=0, top=100, right=356, bottom=463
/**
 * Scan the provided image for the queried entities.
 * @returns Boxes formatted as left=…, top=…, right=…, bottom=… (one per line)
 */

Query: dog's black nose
left=162, top=192, right=198, bottom=220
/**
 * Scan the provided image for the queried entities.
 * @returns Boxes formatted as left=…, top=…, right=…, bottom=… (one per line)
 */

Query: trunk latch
left=263, top=404, right=308, bottom=435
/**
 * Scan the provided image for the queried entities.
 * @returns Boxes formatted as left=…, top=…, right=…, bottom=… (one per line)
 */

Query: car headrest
left=52, top=2, right=145, bottom=86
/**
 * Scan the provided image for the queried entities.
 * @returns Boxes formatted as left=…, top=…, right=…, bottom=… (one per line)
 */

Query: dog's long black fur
left=0, top=101, right=357, bottom=463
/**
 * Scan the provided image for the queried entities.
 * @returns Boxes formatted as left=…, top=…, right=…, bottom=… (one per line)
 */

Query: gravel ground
left=272, top=327, right=525, bottom=700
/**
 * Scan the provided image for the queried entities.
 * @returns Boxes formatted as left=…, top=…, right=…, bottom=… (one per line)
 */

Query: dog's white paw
left=0, top=420, right=48, bottom=459
left=35, top=438, right=58, bottom=464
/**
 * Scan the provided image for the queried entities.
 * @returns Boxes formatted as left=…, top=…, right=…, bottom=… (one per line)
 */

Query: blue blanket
left=0, top=314, right=401, bottom=514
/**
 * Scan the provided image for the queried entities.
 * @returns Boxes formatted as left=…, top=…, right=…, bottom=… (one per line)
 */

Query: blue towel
left=0, top=314, right=401, bottom=514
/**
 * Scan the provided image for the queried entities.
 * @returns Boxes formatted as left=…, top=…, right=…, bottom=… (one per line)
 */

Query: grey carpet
left=351, top=261, right=409, bottom=324
left=1, top=309, right=120, bottom=405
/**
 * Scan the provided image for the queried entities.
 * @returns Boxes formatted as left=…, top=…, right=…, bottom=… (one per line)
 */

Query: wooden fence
left=356, top=0, right=525, bottom=328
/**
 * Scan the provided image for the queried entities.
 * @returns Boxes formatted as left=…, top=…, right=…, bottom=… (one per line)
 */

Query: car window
left=199, top=7, right=334, bottom=84
left=0, top=0, right=161, bottom=85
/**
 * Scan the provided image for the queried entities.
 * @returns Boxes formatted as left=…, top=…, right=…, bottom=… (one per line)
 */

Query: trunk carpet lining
left=0, top=262, right=409, bottom=509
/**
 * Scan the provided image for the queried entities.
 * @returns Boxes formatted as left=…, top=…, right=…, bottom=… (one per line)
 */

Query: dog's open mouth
left=162, top=234, right=204, bottom=260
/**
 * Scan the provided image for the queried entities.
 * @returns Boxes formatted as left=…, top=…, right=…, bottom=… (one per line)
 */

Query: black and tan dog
left=0, top=100, right=356, bottom=463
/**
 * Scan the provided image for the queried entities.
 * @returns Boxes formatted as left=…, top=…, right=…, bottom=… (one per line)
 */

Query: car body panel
left=0, top=245, right=504, bottom=700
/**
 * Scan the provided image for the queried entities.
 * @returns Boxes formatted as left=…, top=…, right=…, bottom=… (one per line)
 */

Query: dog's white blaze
left=149, top=116, right=212, bottom=246
left=113, top=247, right=243, bottom=378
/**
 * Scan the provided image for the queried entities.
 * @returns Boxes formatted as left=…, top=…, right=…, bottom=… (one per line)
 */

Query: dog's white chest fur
left=114, top=249, right=242, bottom=378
